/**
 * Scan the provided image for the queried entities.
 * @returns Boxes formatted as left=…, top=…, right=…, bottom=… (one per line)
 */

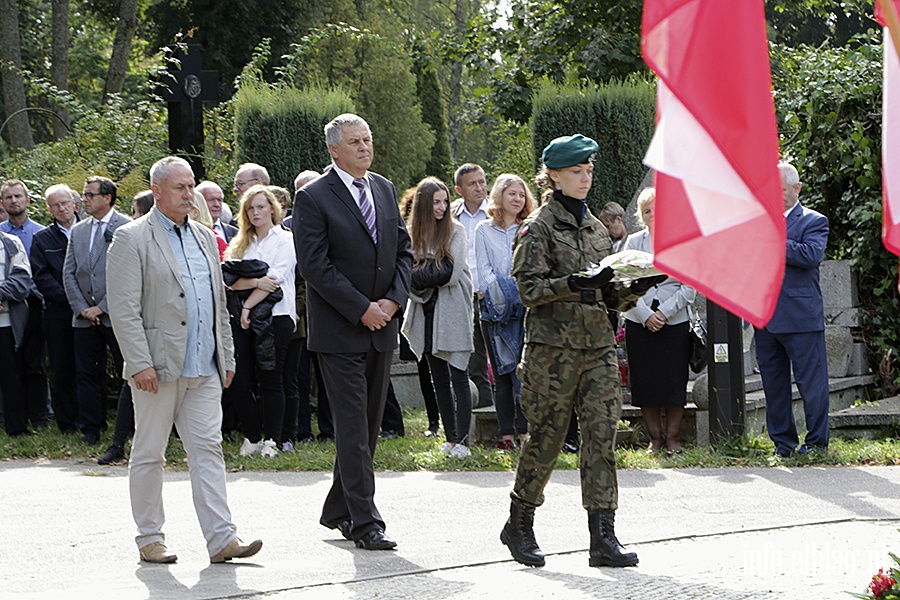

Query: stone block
left=820, top=260, right=858, bottom=308
left=824, top=307, right=860, bottom=328
left=825, top=326, right=852, bottom=378
left=847, top=342, right=870, bottom=376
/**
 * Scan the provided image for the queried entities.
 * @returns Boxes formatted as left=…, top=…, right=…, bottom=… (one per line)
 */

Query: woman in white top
left=622, top=188, right=696, bottom=453
left=224, top=185, right=296, bottom=457
left=474, top=174, right=534, bottom=451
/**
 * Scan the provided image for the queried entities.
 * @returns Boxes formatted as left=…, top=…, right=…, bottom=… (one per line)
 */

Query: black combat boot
left=588, top=510, right=639, bottom=567
left=500, top=499, right=545, bottom=567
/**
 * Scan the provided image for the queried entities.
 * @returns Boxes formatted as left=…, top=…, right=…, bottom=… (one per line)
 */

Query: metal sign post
left=707, top=299, right=745, bottom=441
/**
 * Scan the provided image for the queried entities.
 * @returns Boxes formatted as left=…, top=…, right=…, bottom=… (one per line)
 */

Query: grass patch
left=3, top=407, right=899, bottom=471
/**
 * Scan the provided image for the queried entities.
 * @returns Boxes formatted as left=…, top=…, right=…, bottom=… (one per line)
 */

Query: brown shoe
left=139, top=542, right=177, bottom=564
left=210, top=538, right=263, bottom=563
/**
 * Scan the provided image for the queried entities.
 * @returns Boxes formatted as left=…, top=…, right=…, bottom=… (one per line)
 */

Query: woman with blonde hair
left=622, top=187, right=696, bottom=453
left=402, top=177, right=474, bottom=457
left=222, top=184, right=296, bottom=457
left=474, top=174, right=534, bottom=450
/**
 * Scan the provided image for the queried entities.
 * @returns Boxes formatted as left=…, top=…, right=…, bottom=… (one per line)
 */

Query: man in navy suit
left=754, top=161, right=830, bottom=457
left=294, top=114, right=412, bottom=550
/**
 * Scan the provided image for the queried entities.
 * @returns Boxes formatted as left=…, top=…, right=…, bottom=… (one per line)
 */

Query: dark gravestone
left=158, top=44, right=218, bottom=180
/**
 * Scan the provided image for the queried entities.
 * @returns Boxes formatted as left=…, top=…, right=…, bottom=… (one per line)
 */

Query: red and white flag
left=641, top=0, right=785, bottom=328
left=877, top=0, right=900, bottom=267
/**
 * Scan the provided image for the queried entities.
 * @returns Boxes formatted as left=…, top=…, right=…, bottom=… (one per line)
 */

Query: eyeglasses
left=234, top=178, right=259, bottom=189
left=47, top=199, right=73, bottom=210
left=82, top=192, right=107, bottom=200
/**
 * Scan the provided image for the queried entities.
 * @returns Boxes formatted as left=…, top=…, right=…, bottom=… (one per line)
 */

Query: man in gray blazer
left=107, top=156, right=261, bottom=565
left=295, top=114, right=413, bottom=550
left=63, top=176, right=131, bottom=445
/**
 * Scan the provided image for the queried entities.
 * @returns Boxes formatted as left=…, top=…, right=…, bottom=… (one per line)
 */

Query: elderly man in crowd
left=197, top=181, right=237, bottom=243
left=30, top=184, right=79, bottom=434
left=107, top=156, right=262, bottom=564
left=295, top=114, right=412, bottom=550
left=233, top=163, right=270, bottom=201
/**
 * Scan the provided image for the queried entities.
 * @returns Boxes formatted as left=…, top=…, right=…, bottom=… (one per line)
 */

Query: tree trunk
left=447, top=0, right=478, bottom=160
left=0, top=0, right=35, bottom=151
left=102, top=0, right=139, bottom=104
left=50, top=0, right=70, bottom=139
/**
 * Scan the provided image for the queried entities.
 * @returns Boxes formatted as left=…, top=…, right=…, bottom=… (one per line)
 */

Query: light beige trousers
left=129, top=375, right=237, bottom=556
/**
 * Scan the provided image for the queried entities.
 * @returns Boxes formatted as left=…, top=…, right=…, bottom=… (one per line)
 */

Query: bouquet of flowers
left=587, top=249, right=664, bottom=283
left=852, top=545, right=900, bottom=599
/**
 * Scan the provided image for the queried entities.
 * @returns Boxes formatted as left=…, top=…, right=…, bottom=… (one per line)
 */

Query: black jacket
left=222, top=259, right=284, bottom=371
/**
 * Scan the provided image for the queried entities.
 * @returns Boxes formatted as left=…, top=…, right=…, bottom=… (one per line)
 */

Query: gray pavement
left=2, top=460, right=900, bottom=599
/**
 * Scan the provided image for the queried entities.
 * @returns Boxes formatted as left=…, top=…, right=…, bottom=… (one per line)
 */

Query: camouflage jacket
left=511, top=198, right=638, bottom=349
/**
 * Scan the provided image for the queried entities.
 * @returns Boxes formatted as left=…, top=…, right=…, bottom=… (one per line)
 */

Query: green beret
left=541, top=134, right=599, bottom=169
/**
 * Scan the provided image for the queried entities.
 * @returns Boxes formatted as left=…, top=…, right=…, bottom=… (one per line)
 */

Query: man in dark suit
left=754, top=161, right=830, bottom=458
left=197, top=181, right=238, bottom=243
left=63, top=176, right=131, bottom=445
left=294, top=113, right=413, bottom=550
left=30, top=184, right=79, bottom=434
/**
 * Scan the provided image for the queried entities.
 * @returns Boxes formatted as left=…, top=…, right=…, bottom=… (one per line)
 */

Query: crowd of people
left=0, top=112, right=827, bottom=569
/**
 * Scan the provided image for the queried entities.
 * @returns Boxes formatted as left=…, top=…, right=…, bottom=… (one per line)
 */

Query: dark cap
left=541, top=134, right=599, bottom=169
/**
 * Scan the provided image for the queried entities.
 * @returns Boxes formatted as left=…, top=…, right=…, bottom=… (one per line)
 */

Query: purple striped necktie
left=353, top=178, right=377, bottom=243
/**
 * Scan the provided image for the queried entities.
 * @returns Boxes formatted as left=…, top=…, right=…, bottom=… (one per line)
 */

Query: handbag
left=687, top=305, right=708, bottom=373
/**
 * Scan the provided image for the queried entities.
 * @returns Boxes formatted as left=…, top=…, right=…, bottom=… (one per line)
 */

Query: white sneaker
left=240, top=438, right=261, bottom=457
left=449, top=444, right=471, bottom=458
left=438, top=441, right=454, bottom=454
left=281, top=441, right=295, bottom=452
left=259, top=439, right=279, bottom=458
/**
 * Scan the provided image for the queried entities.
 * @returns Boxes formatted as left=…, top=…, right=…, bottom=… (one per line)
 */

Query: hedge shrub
left=531, top=79, right=655, bottom=213
left=233, top=85, right=354, bottom=191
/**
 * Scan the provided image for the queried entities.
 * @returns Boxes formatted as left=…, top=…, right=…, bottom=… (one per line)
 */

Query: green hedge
left=233, top=85, right=354, bottom=190
left=531, top=79, right=655, bottom=213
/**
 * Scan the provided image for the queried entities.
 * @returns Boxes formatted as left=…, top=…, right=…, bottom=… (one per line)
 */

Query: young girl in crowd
left=474, top=174, right=534, bottom=450
left=223, top=185, right=296, bottom=457
left=402, top=177, right=474, bottom=458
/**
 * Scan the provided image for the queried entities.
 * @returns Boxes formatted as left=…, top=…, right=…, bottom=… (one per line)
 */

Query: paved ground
left=2, top=460, right=899, bottom=599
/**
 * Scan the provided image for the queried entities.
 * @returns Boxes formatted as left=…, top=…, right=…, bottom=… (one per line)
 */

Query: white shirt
left=246, top=226, right=297, bottom=323
left=332, top=163, right=373, bottom=212
left=452, top=198, right=488, bottom=290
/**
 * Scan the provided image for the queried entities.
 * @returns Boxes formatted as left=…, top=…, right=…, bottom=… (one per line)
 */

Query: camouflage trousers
left=511, top=342, right=622, bottom=511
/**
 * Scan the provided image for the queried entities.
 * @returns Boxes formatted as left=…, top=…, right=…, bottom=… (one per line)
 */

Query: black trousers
left=22, top=299, right=50, bottom=427
left=230, top=315, right=293, bottom=444
left=0, top=327, right=28, bottom=435
left=73, top=324, right=123, bottom=436
left=381, top=381, right=405, bottom=433
left=481, top=320, right=527, bottom=437
left=318, top=347, right=392, bottom=540
left=43, top=315, right=78, bottom=433
left=297, top=345, right=334, bottom=440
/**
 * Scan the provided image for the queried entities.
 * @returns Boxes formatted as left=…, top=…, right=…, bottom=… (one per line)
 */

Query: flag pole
left=880, top=0, right=900, bottom=61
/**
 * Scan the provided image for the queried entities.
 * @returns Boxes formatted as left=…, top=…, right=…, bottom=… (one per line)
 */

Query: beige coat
left=107, top=209, right=235, bottom=385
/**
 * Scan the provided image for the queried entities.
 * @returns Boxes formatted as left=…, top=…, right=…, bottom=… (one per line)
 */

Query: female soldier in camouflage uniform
left=500, top=134, right=664, bottom=568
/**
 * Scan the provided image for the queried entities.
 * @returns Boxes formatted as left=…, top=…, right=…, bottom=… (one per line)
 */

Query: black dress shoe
left=81, top=431, right=100, bottom=446
left=354, top=528, right=397, bottom=550
left=98, top=444, right=126, bottom=465
left=336, top=521, right=352, bottom=541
